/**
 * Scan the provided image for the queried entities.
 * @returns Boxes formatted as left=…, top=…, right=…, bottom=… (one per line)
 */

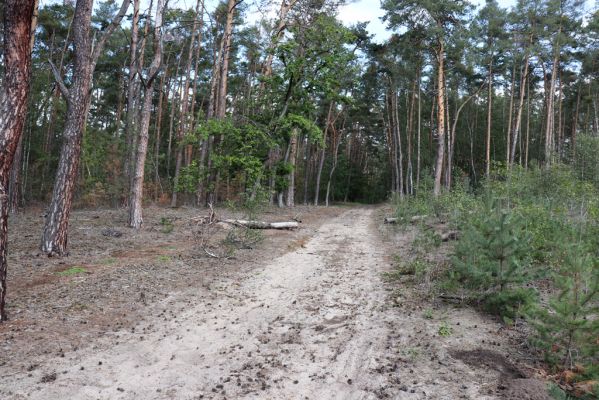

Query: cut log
left=221, top=219, right=299, bottom=230
left=384, top=215, right=429, bottom=224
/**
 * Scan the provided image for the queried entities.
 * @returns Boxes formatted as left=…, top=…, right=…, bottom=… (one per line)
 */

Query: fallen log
left=384, top=215, right=429, bottom=224
left=221, top=219, right=299, bottom=230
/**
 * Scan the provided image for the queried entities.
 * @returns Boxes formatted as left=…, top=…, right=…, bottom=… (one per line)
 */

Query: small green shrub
left=438, top=322, right=453, bottom=337
left=160, top=217, right=174, bottom=234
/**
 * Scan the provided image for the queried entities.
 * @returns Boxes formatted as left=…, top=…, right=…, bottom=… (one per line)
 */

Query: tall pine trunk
left=0, top=0, right=36, bottom=321
left=433, top=41, right=446, bottom=197
left=485, top=59, right=493, bottom=178
left=41, top=0, right=130, bottom=256
left=128, top=0, right=165, bottom=229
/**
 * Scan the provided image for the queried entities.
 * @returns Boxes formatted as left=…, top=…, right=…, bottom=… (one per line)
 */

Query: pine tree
left=452, top=197, right=536, bottom=321
left=529, top=244, right=599, bottom=373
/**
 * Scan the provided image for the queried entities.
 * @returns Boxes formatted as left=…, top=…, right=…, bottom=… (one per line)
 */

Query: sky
left=40, top=0, right=596, bottom=43
left=338, top=0, right=517, bottom=42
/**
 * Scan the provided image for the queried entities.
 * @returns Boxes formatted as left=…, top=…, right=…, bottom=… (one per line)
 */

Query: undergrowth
left=391, top=164, right=599, bottom=398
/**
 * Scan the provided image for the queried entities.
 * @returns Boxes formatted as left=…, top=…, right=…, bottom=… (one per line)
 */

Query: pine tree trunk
left=325, top=127, right=342, bottom=207
left=416, top=67, right=421, bottom=191
left=286, top=128, right=298, bottom=207
left=41, top=0, right=94, bottom=256
left=0, top=0, right=36, bottom=321
left=545, top=24, right=561, bottom=165
left=314, top=102, right=333, bottom=205
left=393, top=90, right=404, bottom=197
left=433, top=41, right=446, bottom=198
left=510, top=52, right=530, bottom=166
left=124, top=0, right=141, bottom=194
left=128, top=0, right=164, bottom=229
left=506, top=62, right=516, bottom=166
left=41, top=0, right=130, bottom=255
left=486, top=60, right=493, bottom=177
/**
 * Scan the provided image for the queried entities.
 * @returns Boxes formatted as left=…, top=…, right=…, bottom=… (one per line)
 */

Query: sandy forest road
left=2, top=206, right=543, bottom=399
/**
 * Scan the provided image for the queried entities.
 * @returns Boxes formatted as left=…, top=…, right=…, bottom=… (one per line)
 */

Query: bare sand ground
left=0, top=206, right=549, bottom=399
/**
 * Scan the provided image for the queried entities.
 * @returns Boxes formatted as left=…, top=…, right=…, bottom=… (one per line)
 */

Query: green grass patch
left=56, top=266, right=87, bottom=276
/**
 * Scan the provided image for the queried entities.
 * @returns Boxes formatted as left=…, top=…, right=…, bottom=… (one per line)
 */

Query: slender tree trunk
left=286, top=128, right=298, bottom=207
left=166, top=51, right=183, bottom=176
left=447, top=83, right=484, bottom=189
left=510, top=51, right=530, bottom=166
left=124, top=0, right=141, bottom=192
left=216, top=0, right=237, bottom=119
left=189, top=1, right=205, bottom=132
left=302, top=139, right=310, bottom=205
left=416, top=67, right=421, bottom=190
left=393, top=90, right=404, bottom=197
left=545, top=25, right=561, bottom=165
left=571, top=83, right=581, bottom=158
left=314, top=102, right=333, bottom=205
left=486, top=59, right=493, bottom=177
left=128, top=0, right=164, bottom=229
left=325, top=126, right=343, bottom=207
left=153, top=59, right=168, bottom=201
left=0, top=0, right=36, bottom=321
left=525, top=78, right=531, bottom=169
left=506, top=61, right=516, bottom=166
left=176, top=0, right=202, bottom=157
left=433, top=41, right=446, bottom=197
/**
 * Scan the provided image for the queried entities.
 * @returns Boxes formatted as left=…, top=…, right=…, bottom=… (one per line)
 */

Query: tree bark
left=325, top=125, right=342, bottom=207
left=505, top=61, right=516, bottom=166
left=128, top=0, right=165, bottom=229
left=286, top=128, right=298, bottom=207
left=433, top=40, right=446, bottom=197
left=221, top=219, right=298, bottom=230
left=0, top=0, right=35, bottom=320
left=314, top=102, right=333, bottom=205
left=485, top=59, right=493, bottom=178
left=124, top=0, right=141, bottom=194
left=510, top=50, right=530, bottom=166
left=41, top=0, right=130, bottom=256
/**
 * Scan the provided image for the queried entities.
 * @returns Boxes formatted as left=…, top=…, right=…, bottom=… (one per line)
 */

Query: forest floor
left=0, top=205, right=552, bottom=399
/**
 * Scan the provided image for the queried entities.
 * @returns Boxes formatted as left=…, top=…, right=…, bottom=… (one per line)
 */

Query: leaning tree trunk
left=41, top=0, right=94, bottom=256
left=41, top=0, right=130, bottom=256
left=128, top=0, right=165, bottom=229
left=0, top=0, right=36, bottom=320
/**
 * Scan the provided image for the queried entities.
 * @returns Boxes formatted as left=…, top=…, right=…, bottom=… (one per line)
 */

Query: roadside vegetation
left=390, top=138, right=599, bottom=398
